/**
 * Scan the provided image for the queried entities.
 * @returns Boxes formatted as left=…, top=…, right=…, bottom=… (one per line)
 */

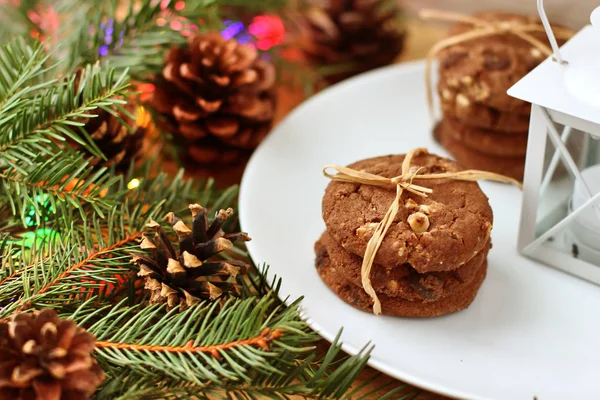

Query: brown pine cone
left=0, top=309, right=104, bottom=400
left=149, top=33, right=277, bottom=165
left=132, top=203, right=251, bottom=310
left=72, top=68, right=149, bottom=172
left=297, top=0, right=406, bottom=84
left=80, top=103, right=150, bottom=172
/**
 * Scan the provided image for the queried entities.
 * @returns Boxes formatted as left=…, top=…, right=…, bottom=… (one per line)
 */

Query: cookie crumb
left=404, top=198, right=418, bottom=210
left=397, top=247, right=405, bottom=257
left=356, top=222, right=378, bottom=238
left=419, top=204, right=432, bottom=214
left=386, top=280, right=399, bottom=291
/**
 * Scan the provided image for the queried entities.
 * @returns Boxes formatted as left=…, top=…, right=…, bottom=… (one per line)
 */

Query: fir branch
left=68, top=0, right=186, bottom=77
left=0, top=228, right=67, bottom=290
left=92, top=329, right=416, bottom=400
left=0, top=64, right=133, bottom=225
left=0, top=165, right=233, bottom=318
left=0, top=38, right=56, bottom=122
left=95, top=326, right=283, bottom=356
left=0, top=64, right=130, bottom=159
left=0, top=154, right=120, bottom=224
left=73, top=296, right=312, bottom=384
left=12, top=232, right=141, bottom=314
left=0, top=222, right=140, bottom=319
left=0, top=4, right=421, bottom=399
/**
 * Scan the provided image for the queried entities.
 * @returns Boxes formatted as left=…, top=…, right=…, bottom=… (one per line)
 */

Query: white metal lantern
left=508, top=2, right=600, bottom=284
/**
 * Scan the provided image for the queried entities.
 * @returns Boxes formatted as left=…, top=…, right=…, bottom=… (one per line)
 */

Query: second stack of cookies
left=433, top=12, right=564, bottom=181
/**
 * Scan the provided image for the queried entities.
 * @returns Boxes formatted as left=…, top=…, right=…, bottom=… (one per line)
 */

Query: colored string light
left=98, top=18, right=117, bottom=57
left=221, top=20, right=246, bottom=40
left=249, top=15, right=285, bottom=51
left=170, top=19, right=183, bottom=31
left=25, top=194, right=54, bottom=228
left=127, top=178, right=141, bottom=190
left=219, top=15, right=285, bottom=51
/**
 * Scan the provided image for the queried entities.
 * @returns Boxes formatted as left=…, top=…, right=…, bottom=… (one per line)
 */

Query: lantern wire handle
left=537, top=0, right=566, bottom=64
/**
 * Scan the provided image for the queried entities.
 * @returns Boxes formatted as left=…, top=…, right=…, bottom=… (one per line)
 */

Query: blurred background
left=403, top=0, right=597, bottom=28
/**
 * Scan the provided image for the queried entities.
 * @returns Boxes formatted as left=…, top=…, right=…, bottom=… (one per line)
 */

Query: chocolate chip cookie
left=322, top=152, right=493, bottom=273
left=318, top=231, right=490, bottom=302
left=315, top=239, right=487, bottom=318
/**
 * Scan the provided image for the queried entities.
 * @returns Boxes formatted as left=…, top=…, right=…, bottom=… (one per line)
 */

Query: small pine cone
left=72, top=68, right=150, bottom=171
left=79, top=104, right=150, bottom=172
left=132, top=204, right=251, bottom=310
left=0, top=309, right=104, bottom=400
left=149, top=32, right=277, bottom=165
left=298, top=0, right=406, bottom=84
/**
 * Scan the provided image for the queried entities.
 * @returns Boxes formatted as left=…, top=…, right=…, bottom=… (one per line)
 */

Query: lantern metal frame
left=508, top=4, right=600, bottom=285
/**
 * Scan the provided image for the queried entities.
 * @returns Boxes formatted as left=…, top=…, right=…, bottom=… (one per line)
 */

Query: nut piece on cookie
left=356, top=222, right=378, bottom=238
left=407, top=212, right=430, bottom=233
left=404, top=198, right=418, bottom=210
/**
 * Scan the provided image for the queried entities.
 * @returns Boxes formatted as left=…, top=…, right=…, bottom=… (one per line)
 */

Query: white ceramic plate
left=239, top=61, right=600, bottom=400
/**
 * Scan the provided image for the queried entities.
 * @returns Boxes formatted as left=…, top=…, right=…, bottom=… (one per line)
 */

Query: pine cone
left=71, top=69, right=149, bottom=171
left=132, top=204, right=251, bottom=310
left=79, top=103, right=150, bottom=172
left=149, top=32, right=277, bottom=165
left=0, top=309, right=104, bottom=400
left=298, top=0, right=406, bottom=84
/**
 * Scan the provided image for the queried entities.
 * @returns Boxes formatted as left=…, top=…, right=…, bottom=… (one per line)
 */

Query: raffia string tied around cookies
left=323, top=148, right=522, bottom=315
left=419, top=9, right=574, bottom=118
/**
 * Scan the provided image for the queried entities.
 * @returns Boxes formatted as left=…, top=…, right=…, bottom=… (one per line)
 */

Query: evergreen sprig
left=67, top=0, right=186, bottom=77
left=0, top=163, right=223, bottom=318
left=0, top=38, right=55, bottom=123
left=0, top=1, right=420, bottom=398
left=0, top=53, right=132, bottom=225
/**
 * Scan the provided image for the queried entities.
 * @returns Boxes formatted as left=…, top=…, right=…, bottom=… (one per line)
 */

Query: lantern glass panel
left=534, top=124, right=600, bottom=266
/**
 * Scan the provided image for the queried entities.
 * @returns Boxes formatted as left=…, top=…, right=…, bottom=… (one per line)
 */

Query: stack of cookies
left=433, top=12, right=567, bottom=181
left=315, top=152, right=493, bottom=317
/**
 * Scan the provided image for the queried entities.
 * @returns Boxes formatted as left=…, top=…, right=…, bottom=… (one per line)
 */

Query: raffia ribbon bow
left=419, top=9, right=574, bottom=117
left=323, top=148, right=522, bottom=315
